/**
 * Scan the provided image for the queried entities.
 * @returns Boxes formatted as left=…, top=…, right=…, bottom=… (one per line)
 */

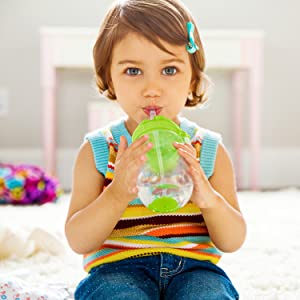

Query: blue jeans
left=75, top=254, right=239, bottom=300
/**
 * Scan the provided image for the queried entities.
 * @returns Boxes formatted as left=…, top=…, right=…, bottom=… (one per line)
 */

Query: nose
left=142, top=75, right=162, bottom=100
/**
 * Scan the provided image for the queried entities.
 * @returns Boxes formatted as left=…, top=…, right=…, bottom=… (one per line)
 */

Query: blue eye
left=125, top=68, right=142, bottom=76
left=163, top=67, right=177, bottom=75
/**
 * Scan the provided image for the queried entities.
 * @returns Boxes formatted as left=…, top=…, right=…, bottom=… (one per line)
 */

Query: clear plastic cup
left=132, top=116, right=193, bottom=213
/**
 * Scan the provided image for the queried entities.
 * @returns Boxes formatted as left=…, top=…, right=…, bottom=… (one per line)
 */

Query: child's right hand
left=109, top=135, right=152, bottom=204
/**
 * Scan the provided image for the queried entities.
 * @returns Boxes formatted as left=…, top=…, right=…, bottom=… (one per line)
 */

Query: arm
left=174, top=142, right=247, bottom=252
left=201, top=143, right=246, bottom=252
left=65, top=135, right=152, bottom=254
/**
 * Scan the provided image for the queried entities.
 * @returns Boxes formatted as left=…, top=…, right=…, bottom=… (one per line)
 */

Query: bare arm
left=174, top=142, right=247, bottom=253
left=65, top=135, right=152, bottom=254
left=65, top=141, right=128, bottom=254
left=201, top=143, right=246, bottom=252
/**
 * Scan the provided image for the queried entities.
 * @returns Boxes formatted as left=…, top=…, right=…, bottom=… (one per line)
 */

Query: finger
left=116, top=135, right=128, bottom=159
left=177, top=148, right=207, bottom=179
left=120, top=136, right=152, bottom=166
left=178, top=147, right=199, bottom=164
left=131, top=141, right=153, bottom=161
left=173, top=142, right=196, bottom=157
left=127, top=146, right=149, bottom=172
left=130, top=135, right=149, bottom=151
left=128, top=185, right=138, bottom=195
left=125, top=156, right=149, bottom=195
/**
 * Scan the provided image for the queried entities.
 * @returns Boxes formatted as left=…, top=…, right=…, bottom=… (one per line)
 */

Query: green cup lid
left=132, top=116, right=190, bottom=141
left=132, top=116, right=190, bottom=174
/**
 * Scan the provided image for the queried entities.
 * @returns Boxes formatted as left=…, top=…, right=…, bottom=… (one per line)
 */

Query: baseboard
left=1, top=147, right=299, bottom=190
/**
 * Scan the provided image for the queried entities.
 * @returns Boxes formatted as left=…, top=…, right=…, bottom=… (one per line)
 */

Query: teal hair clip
left=186, top=22, right=199, bottom=54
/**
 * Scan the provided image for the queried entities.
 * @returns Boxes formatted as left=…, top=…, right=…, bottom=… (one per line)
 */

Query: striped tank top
left=83, top=117, right=222, bottom=272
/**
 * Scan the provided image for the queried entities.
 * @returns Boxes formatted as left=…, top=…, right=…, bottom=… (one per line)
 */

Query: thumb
left=116, top=135, right=128, bottom=159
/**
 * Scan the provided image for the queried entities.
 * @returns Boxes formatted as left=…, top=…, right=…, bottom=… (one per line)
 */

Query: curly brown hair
left=93, top=0, right=210, bottom=107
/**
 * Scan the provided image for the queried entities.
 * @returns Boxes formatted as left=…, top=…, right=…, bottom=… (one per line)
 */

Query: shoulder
left=82, top=119, right=126, bottom=176
left=84, top=118, right=125, bottom=145
left=214, top=142, right=234, bottom=176
left=70, top=141, right=104, bottom=202
left=67, top=140, right=104, bottom=222
left=181, top=117, right=222, bottom=178
left=180, top=117, right=221, bottom=144
left=210, top=142, right=240, bottom=210
left=84, top=125, right=111, bottom=142
left=74, top=141, right=99, bottom=176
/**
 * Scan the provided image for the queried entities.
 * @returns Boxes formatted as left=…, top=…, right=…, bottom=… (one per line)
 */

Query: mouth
left=142, top=106, right=162, bottom=117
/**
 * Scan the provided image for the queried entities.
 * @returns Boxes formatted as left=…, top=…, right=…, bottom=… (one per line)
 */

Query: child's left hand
left=173, top=142, right=219, bottom=209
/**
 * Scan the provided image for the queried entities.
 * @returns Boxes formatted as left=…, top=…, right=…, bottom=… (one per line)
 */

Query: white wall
left=0, top=0, right=300, bottom=189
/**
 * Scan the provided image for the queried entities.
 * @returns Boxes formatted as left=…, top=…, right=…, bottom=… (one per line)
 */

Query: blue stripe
left=129, top=198, right=143, bottom=205
left=122, top=235, right=210, bottom=244
left=84, top=248, right=117, bottom=265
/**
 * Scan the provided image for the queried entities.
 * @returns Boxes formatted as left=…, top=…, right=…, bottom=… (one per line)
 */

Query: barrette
left=186, top=22, right=199, bottom=54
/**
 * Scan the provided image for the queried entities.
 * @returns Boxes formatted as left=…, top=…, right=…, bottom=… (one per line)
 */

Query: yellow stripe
left=106, top=171, right=114, bottom=179
left=105, top=238, right=195, bottom=247
left=85, top=248, right=220, bottom=272
left=121, top=202, right=201, bottom=218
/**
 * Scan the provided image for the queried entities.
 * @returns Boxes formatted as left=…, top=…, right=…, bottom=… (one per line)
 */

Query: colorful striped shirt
left=83, top=117, right=222, bottom=272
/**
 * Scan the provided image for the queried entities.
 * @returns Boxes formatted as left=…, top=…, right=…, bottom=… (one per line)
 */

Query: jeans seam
left=161, top=257, right=185, bottom=278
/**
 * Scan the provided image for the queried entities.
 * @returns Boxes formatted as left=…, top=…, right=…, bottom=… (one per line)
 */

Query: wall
left=0, top=0, right=299, bottom=189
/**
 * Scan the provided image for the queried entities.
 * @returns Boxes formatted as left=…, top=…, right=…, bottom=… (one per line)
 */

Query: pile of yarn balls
left=0, top=163, right=62, bottom=205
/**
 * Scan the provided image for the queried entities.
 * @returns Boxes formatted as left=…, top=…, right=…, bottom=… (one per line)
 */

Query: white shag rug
left=0, top=189, right=299, bottom=299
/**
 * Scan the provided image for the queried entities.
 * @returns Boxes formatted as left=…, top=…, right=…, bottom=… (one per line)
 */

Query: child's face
left=110, top=32, right=193, bottom=134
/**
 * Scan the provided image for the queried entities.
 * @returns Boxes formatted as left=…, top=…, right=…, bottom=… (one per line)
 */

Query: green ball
left=148, top=196, right=179, bottom=213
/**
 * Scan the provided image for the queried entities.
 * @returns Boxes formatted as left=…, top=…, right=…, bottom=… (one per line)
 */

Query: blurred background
left=0, top=0, right=299, bottom=191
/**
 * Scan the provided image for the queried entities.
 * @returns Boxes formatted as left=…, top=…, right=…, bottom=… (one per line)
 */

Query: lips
left=143, top=106, right=162, bottom=116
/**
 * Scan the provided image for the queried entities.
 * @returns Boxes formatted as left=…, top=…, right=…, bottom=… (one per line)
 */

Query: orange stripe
left=147, top=225, right=208, bottom=237
left=190, top=244, right=211, bottom=250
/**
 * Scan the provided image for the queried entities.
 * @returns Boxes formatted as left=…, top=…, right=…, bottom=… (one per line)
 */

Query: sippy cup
left=132, top=115, right=194, bottom=213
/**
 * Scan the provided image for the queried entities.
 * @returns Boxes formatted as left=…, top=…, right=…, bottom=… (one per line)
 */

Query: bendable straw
left=150, top=109, right=156, bottom=120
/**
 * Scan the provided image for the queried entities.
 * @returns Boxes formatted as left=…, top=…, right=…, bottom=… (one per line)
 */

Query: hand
left=109, top=135, right=152, bottom=203
left=173, top=142, right=218, bottom=209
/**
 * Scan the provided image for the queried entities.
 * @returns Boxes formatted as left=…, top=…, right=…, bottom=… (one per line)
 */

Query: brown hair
left=93, top=0, right=210, bottom=107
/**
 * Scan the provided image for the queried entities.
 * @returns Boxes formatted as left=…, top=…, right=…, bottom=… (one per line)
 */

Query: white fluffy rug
left=0, top=189, right=299, bottom=299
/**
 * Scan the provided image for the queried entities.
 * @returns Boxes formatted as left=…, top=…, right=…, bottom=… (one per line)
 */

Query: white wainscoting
left=1, top=148, right=299, bottom=191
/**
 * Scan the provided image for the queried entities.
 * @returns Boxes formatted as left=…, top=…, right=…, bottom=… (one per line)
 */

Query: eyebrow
left=116, top=58, right=186, bottom=65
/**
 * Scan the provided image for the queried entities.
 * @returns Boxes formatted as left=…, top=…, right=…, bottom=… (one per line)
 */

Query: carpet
left=0, top=189, right=299, bottom=299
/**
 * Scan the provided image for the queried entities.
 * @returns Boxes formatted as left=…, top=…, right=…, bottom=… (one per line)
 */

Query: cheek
left=112, top=75, right=136, bottom=94
left=111, top=78, right=129, bottom=98
left=168, top=80, right=190, bottom=98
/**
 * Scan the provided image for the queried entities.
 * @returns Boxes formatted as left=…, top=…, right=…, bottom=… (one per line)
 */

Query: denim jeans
left=75, top=254, right=239, bottom=300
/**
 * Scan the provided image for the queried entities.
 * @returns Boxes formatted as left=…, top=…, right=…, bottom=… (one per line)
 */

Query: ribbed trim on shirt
left=84, top=131, right=109, bottom=176
left=111, top=120, right=132, bottom=145
left=200, top=130, right=221, bottom=178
